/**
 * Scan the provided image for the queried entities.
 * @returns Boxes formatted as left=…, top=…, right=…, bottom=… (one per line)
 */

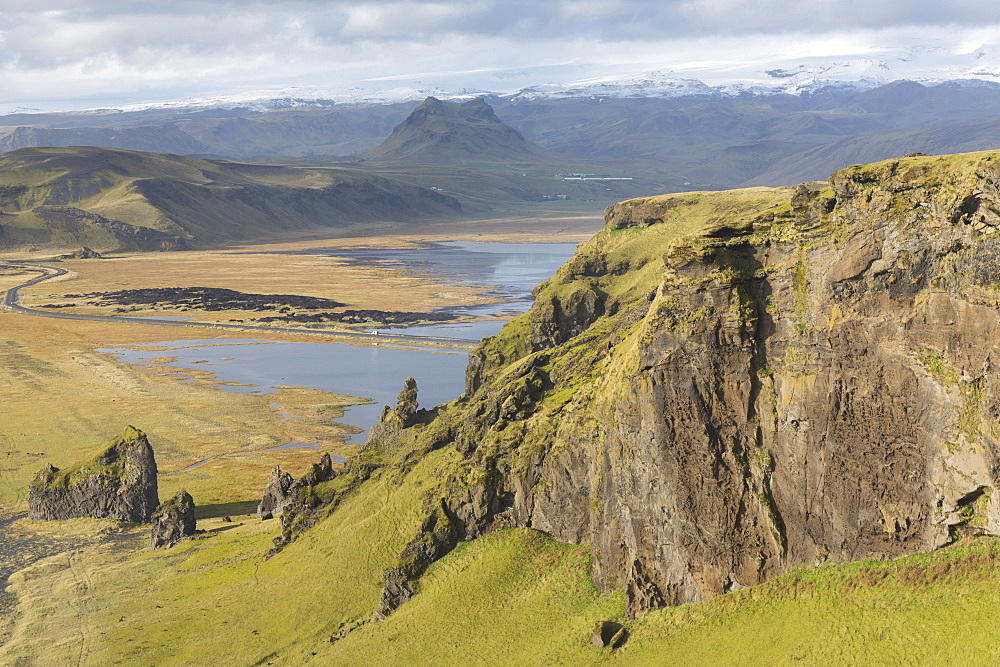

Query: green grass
left=8, top=485, right=1000, bottom=665
left=2, top=447, right=455, bottom=664
left=324, top=528, right=624, bottom=664
left=621, top=538, right=1000, bottom=664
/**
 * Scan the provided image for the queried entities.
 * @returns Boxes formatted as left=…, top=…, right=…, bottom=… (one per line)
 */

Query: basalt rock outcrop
left=28, top=426, right=159, bottom=523
left=264, top=452, right=374, bottom=554
left=371, top=151, right=1000, bottom=620
left=257, top=467, right=295, bottom=520
left=150, top=491, right=196, bottom=549
left=365, top=377, right=436, bottom=450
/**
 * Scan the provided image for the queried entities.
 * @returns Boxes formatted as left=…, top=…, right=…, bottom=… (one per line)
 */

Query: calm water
left=98, top=338, right=469, bottom=444
left=275, top=240, right=576, bottom=339
left=100, top=241, right=575, bottom=444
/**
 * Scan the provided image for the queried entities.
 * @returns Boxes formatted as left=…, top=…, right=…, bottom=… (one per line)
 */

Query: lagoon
left=274, top=240, right=576, bottom=339
left=99, top=338, right=469, bottom=444
left=100, top=240, right=575, bottom=444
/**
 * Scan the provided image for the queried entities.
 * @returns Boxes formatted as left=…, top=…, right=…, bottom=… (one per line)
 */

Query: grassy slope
left=5, top=461, right=1000, bottom=664
left=6, top=154, right=1000, bottom=662
left=0, top=306, right=367, bottom=510
left=325, top=529, right=624, bottom=664
left=620, top=538, right=1000, bottom=664
left=0, top=147, right=462, bottom=250
left=2, top=449, right=439, bottom=664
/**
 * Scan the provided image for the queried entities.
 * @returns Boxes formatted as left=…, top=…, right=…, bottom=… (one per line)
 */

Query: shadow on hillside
left=194, top=499, right=258, bottom=520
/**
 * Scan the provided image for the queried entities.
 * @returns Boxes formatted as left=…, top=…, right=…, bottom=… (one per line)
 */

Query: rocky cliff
left=370, top=150, right=1000, bottom=619
left=28, top=425, right=159, bottom=523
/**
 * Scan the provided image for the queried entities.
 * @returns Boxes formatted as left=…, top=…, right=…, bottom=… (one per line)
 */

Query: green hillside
left=3, top=432, right=998, bottom=664
left=0, top=146, right=462, bottom=251
left=5, top=151, right=1000, bottom=662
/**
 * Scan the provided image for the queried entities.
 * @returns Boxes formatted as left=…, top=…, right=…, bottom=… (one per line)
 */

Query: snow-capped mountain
left=11, top=43, right=1000, bottom=116
left=507, top=48, right=1000, bottom=101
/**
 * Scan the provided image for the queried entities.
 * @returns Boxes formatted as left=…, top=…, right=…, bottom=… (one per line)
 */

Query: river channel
left=99, top=240, right=576, bottom=444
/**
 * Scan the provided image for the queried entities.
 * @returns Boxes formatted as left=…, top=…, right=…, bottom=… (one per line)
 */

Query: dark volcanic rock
left=150, top=490, right=196, bottom=549
left=264, top=452, right=359, bottom=555
left=60, top=246, right=102, bottom=259
left=257, top=309, right=453, bottom=325
left=374, top=502, right=459, bottom=619
left=365, top=377, right=436, bottom=450
left=257, top=467, right=295, bottom=519
left=28, top=426, right=159, bottom=522
left=590, top=621, right=627, bottom=649
left=83, top=286, right=344, bottom=312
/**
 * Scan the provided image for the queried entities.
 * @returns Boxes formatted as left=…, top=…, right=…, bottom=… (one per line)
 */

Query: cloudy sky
left=2, top=1, right=1000, bottom=111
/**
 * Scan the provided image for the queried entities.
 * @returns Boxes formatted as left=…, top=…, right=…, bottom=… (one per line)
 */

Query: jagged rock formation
left=258, top=467, right=295, bottom=519
left=264, top=453, right=370, bottom=553
left=150, top=491, right=196, bottom=549
left=365, top=377, right=436, bottom=450
left=28, top=426, right=159, bottom=522
left=368, top=150, right=1000, bottom=619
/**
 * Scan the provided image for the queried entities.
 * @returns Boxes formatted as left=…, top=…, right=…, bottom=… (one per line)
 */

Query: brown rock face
left=28, top=426, right=159, bottom=523
left=379, top=151, right=1000, bottom=619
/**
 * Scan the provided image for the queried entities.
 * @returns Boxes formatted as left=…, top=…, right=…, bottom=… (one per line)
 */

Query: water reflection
left=99, top=338, right=468, bottom=444
left=276, top=240, right=576, bottom=338
left=102, top=241, right=576, bottom=443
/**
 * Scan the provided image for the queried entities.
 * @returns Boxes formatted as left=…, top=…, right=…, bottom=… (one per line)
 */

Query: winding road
left=1, top=262, right=480, bottom=350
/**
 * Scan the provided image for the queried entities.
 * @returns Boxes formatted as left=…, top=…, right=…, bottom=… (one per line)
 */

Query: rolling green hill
left=0, top=146, right=462, bottom=251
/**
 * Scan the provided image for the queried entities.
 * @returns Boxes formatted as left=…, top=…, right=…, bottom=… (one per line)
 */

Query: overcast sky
left=2, top=1, right=1000, bottom=111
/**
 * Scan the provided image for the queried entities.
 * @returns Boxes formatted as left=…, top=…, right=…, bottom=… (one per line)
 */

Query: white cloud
left=2, top=2, right=1000, bottom=111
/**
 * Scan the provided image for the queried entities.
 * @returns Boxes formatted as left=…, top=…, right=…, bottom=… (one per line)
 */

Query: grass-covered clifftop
left=5, top=150, right=1000, bottom=662
left=0, top=146, right=462, bottom=251
left=367, top=149, right=1000, bottom=618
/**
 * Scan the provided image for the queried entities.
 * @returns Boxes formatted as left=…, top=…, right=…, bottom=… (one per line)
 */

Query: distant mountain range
left=3, top=66, right=1000, bottom=195
left=7, top=45, right=998, bottom=115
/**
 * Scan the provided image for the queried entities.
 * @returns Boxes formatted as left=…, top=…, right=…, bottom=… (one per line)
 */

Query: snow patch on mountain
left=12, top=42, right=1000, bottom=116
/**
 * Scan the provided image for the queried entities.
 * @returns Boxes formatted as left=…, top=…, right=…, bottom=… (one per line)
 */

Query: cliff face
left=381, top=151, right=1000, bottom=619
left=28, top=426, right=159, bottom=523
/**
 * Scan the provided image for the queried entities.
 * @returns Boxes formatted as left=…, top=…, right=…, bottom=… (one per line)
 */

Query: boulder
left=28, top=425, right=159, bottom=522
left=150, top=491, right=196, bottom=549
left=72, top=246, right=102, bottom=259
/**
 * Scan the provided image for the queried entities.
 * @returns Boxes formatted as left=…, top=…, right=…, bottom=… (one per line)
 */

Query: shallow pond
left=99, top=338, right=469, bottom=444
